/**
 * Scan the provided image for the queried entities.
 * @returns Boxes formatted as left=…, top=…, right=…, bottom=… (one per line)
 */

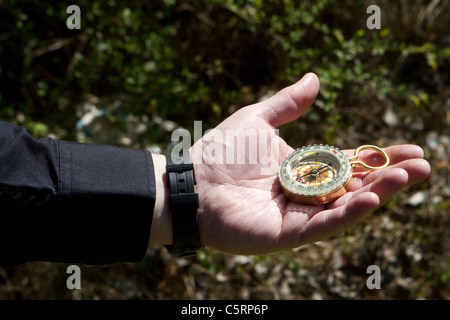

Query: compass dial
left=293, top=158, right=339, bottom=187
left=279, top=145, right=352, bottom=205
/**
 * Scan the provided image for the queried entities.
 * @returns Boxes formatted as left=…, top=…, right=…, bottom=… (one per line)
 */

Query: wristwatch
left=164, top=152, right=203, bottom=257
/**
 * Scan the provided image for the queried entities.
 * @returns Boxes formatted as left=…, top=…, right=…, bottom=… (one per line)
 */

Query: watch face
left=278, top=145, right=352, bottom=205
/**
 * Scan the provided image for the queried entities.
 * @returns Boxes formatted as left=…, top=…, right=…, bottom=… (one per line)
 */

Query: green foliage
left=1, top=0, right=447, bottom=143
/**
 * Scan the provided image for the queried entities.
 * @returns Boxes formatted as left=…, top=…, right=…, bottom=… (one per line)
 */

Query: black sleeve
left=0, top=121, right=156, bottom=266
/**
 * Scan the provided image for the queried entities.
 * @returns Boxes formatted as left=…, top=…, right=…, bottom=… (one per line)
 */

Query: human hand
left=191, top=73, right=431, bottom=255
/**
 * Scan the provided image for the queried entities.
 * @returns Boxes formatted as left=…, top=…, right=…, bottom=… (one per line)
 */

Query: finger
left=391, top=158, right=430, bottom=186
left=330, top=167, right=409, bottom=209
left=351, top=158, right=430, bottom=189
left=298, top=192, right=380, bottom=245
left=384, top=144, right=425, bottom=162
left=253, top=73, right=320, bottom=128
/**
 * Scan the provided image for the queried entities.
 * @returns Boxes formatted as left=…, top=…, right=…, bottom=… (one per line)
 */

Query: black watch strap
left=164, top=153, right=203, bottom=257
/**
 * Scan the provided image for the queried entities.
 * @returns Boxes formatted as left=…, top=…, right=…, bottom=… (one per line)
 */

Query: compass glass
left=278, top=145, right=352, bottom=204
left=279, top=144, right=390, bottom=205
left=291, top=155, right=340, bottom=187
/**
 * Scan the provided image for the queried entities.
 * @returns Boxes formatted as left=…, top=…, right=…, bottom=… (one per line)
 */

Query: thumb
left=254, top=73, right=320, bottom=128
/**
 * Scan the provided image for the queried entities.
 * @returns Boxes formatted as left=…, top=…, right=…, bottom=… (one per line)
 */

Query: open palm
left=191, top=73, right=430, bottom=255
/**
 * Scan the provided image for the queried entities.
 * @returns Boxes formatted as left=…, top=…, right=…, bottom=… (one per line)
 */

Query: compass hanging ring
left=278, top=144, right=390, bottom=205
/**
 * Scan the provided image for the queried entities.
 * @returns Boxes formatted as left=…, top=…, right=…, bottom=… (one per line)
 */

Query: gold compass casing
left=278, top=145, right=353, bottom=205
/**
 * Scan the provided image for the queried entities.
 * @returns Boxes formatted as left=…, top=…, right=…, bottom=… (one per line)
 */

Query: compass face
left=279, top=145, right=352, bottom=205
left=293, top=158, right=339, bottom=187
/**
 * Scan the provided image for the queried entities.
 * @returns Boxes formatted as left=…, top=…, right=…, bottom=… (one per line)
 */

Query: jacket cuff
left=40, top=141, right=156, bottom=264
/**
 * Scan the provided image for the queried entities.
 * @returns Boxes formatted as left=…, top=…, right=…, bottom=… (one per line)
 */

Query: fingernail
left=298, top=73, right=319, bottom=90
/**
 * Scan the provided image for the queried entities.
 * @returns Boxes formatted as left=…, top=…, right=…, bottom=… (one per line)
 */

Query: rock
left=383, top=106, right=399, bottom=127
left=405, top=191, right=426, bottom=206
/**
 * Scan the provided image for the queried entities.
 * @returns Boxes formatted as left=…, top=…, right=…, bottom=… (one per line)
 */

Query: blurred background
left=0, top=0, right=448, bottom=299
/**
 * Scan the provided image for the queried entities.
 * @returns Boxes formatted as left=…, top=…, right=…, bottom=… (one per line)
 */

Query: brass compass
left=278, top=144, right=390, bottom=205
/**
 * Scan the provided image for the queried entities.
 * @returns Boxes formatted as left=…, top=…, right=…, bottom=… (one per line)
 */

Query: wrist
left=149, top=153, right=172, bottom=245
